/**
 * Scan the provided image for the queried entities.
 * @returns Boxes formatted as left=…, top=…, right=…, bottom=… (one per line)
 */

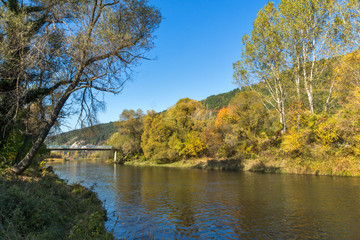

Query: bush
left=281, top=129, right=309, bottom=156
left=0, top=171, right=113, bottom=240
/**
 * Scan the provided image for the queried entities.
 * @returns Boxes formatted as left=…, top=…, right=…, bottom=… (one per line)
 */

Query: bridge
left=47, top=145, right=121, bottom=162
left=47, top=145, right=118, bottom=151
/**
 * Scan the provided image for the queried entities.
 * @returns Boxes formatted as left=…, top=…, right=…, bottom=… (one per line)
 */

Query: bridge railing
left=47, top=145, right=114, bottom=150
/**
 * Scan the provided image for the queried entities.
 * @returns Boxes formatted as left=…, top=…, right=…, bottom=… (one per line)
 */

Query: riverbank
left=0, top=169, right=114, bottom=239
left=123, top=157, right=245, bottom=170
left=45, top=151, right=360, bottom=177
left=123, top=151, right=360, bottom=177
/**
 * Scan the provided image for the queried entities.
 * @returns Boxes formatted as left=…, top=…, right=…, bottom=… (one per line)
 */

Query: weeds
left=0, top=171, right=114, bottom=240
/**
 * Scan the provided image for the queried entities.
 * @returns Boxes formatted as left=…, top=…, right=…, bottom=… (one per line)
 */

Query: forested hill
left=45, top=88, right=241, bottom=145
left=200, top=88, right=240, bottom=110
left=45, top=122, right=117, bottom=146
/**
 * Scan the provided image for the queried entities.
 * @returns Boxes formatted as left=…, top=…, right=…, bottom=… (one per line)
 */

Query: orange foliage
left=215, top=107, right=230, bottom=128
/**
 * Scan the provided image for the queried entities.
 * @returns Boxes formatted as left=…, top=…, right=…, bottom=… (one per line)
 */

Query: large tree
left=234, top=2, right=288, bottom=132
left=235, top=0, right=348, bottom=133
left=107, top=109, right=144, bottom=158
left=0, top=0, right=161, bottom=174
left=279, top=0, right=344, bottom=114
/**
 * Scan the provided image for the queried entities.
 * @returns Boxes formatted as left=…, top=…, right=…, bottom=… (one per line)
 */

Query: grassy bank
left=0, top=170, right=114, bottom=240
left=124, top=157, right=244, bottom=170
left=47, top=151, right=360, bottom=177
left=123, top=151, right=360, bottom=177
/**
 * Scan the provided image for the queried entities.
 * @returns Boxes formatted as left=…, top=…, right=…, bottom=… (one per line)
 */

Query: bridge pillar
left=114, top=151, right=117, bottom=163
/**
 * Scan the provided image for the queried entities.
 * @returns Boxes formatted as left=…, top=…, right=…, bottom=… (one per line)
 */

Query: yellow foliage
left=334, top=50, right=360, bottom=102
left=314, top=118, right=339, bottom=145
left=180, top=131, right=205, bottom=158
left=281, top=129, right=308, bottom=155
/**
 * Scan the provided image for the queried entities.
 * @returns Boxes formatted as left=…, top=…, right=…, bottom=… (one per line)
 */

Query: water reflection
left=52, top=161, right=360, bottom=239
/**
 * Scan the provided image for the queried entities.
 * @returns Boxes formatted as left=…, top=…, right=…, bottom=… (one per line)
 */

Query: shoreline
left=121, top=155, right=360, bottom=177
left=45, top=154, right=360, bottom=177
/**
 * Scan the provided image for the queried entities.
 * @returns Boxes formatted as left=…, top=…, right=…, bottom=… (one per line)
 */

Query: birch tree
left=279, top=0, right=344, bottom=114
left=333, top=0, right=360, bottom=89
left=233, top=2, right=288, bottom=132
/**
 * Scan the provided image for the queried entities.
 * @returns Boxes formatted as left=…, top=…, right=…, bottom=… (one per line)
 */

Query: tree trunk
left=281, top=100, right=287, bottom=133
left=304, top=80, right=314, bottom=114
left=14, top=135, right=31, bottom=164
left=296, top=63, right=301, bottom=129
left=12, top=78, right=80, bottom=175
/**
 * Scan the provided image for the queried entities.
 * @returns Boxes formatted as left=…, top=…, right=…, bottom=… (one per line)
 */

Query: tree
left=234, top=2, right=288, bottom=132
left=215, top=91, right=273, bottom=157
left=279, top=0, right=344, bottom=114
left=235, top=0, right=349, bottom=132
left=107, top=109, right=144, bottom=157
left=166, top=98, right=210, bottom=159
left=141, top=110, right=175, bottom=160
left=228, top=91, right=269, bottom=139
left=0, top=0, right=68, bottom=156
left=339, top=0, right=360, bottom=50
left=1, top=0, right=161, bottom=174
left=141, top=99, right=211, bottom=161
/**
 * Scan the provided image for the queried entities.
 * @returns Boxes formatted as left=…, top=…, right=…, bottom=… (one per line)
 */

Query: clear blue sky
left=66, top=0, right=271, bottom=130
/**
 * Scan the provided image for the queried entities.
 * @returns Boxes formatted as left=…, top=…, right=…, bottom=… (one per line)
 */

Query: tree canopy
left=0, top=0, right=161, bottom=174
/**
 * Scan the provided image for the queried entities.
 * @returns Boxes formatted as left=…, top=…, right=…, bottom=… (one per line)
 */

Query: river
left=51, top=161, right=360, bottom=239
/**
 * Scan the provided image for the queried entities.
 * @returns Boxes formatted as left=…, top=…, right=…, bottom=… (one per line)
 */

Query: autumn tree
left=0, top=0, right=161, bottom=174
left=165, top=98, right=210, bottom=159
left=141, top=110, right=175, bottom=161
left=214, top=92, right=273, bottom=157
left=279, top=0, right=345, bottom=115
left=107, top=109, right=144, bottom=158
left=234, top=2, right=288, bottom=132
left=235, top=0, right=350, bottom=134
left=141, top=99, right=211, bottom=162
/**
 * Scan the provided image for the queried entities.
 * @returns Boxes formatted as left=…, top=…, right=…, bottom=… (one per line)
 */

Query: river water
left=51, top=161, right=360, bottom=239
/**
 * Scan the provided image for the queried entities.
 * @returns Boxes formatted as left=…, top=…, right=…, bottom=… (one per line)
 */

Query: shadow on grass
left=248, top=161, right=281, bottom=173
left=193, top=159, right=244, bottom=170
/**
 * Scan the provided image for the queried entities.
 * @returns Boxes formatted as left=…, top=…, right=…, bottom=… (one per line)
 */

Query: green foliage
left=0, top=172, right=113, bottom=239
left=46, top=122, right=118, bottom=146
left=0, top=128, right=49, bottom=169
left=201, top=88, right=241, bottom=110
left=0, top=130, right=23, bottom=167
left=107, top=109, right=144, bottom=160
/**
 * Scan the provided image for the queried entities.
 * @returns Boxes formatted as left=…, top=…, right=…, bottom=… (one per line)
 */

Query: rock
left=45, top=166, right=54, bottom=173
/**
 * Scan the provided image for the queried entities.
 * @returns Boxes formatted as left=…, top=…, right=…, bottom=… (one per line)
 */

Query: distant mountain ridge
left=45, top=122, right=117, bottom=146
left=46, top=88, right=241, bottom=145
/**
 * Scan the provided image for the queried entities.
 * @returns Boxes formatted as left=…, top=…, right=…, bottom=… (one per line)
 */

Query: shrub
left=281, top=129, right=309, bottom=156
left=0, top=172, right=113, bottom=239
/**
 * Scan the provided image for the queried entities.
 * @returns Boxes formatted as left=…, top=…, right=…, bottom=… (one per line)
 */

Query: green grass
left=0, top=170, right=114, bottom=240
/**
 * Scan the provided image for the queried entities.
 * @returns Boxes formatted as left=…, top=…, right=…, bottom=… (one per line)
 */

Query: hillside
left=46, top=88, right=241, bottom=145
left=201, top=88, right=240, bottom=110
left=45, top=122, right=117, bottom=145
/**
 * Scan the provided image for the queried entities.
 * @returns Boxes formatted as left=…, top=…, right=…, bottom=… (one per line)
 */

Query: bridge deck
left=47, top=145, right=119, bottom=151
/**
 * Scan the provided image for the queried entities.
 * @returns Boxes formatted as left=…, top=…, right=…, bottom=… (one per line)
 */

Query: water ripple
left=52, top=162, right=360, bottom=239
